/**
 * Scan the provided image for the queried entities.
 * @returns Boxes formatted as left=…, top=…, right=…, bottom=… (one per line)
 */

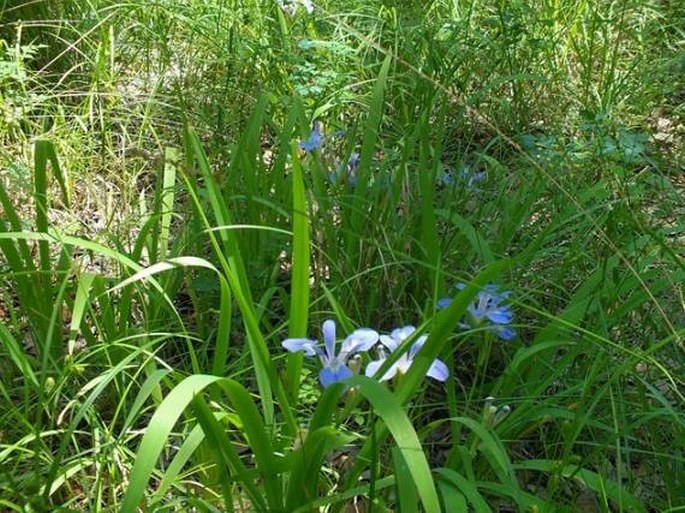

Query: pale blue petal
left=483, top=284, right=499, bottom=294
left=437, top=298, right=453, bottom=309
left=472, top=171, right=487, bottom=183
left=301, top=0, right=314, bottom=13
left=341, top=328, right=379, bottom=357
left=486, top=308, right=513, bottom=324
left=365, top=359, right=384, bottom=378
left=426, top=359, right=449, bottom=381
left=366, top=358, right=399, bottom=382
left=391, top=326, right=416, bottom=342
left=322, top=319, right=337, bottom=362
left=319, top=364, right=352, bottom=388
left=379, top=334, right=400, bottom=352
left=282, top=338, right=318, bottom=356
left=347, top=152, right=360, bottom=173
left=496, top=326, right=516, bottom=341
left=409, top=335, right=428, bottom=359
left=299, top=122, right=323, bottom=152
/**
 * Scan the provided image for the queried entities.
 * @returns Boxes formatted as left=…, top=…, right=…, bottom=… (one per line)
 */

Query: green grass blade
left=158, top=146, right=178, bottom=260
left=346, top=55, right=392, bottom=259
left=436, top=209, right=495, bottom=265
left=67, top=272, right=95, bottom=356
left=285, top=425, right=349, bottom=510
left=216, top=379, right=283, bottom=510
left=183, top=126, right=277, bottom=424
left=0, top=322, right=38, bottom=388
left=393, top=446, right=420, bottom=513
left=120, top=374, right=224, bottom=513
left=153, top=420, right=209, bottom=501
left=109, top=256, right=234, bottom=375
left=285, top=143, right=310, bottom=400
left=191, top=397, right=238, bottom=513
left=450, top=417, right=515, bottom=485
left=435, top=468, right=491, bottom=512
left=122, top=369, right=172, bottom=431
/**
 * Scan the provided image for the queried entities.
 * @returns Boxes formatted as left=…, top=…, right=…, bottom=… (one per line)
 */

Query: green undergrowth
left=0, top=0, right=683, bottom=511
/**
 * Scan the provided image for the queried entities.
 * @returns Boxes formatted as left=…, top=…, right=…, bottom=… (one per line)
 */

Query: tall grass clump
left=1, top=0, right=683, bottom=511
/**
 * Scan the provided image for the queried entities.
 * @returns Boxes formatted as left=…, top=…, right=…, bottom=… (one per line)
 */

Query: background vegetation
left=1, top=0, right=683, bottom=511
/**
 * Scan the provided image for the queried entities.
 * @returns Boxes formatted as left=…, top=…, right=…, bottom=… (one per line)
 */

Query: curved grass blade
left=285, top=425, right=349, bottom=510
left=122, top=375, right=286, bottom=513
left=67, top=272, right=96, bottom=356
left=436, top=209, right=495, bottom=265
left=393, top=446, right=420, bottom=512
left=435, top=468, right=490, bottom=513
left=450, top=417, right=515, bottom=485
left=109, top=256, right=232, bottom=375
left=0, top=322, right=38, bottom=387
left=120, top=374, right=224, bottom=513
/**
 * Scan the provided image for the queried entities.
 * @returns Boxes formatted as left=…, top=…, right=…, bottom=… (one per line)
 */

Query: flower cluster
left=438, top=283, right=516, bottom=341
left=282, top=320, right=448, bottom=388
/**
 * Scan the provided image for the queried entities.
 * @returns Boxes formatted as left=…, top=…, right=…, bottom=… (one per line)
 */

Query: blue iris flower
left=438, top=283, right=516, bottom=341
left=365, top=326, right=449, bottom=382
left=299, top=121, right=324, bottom=152
left=282, top=319, right=379, bottom=387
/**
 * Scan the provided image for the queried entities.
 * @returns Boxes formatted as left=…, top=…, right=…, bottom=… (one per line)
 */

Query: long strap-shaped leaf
left=120, top=374, right=284, bottom=513
left=285, top=143, right=310, bottom=400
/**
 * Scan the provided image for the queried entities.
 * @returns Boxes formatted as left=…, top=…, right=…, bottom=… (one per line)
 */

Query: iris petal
left=299, top=122, right=323, bottom=151
left=496, top=326, right=517, bottom=341
left=364, top=359, right=383, bottom=379
left=366, top=358, right=399, bottom=382
left=486, top=308, right=513, bottom=324
left=437, top=298, right=453, bottom=309
left=426, top=359, right=449, bottom=381
left=340, top=328, right=379, bottom=359
left=392, top=326, right=416, bottom=342
left=409, top=335, right=428, bottom=359
left=319, top=364, right=352, bottom=388
left=322, top=319, right=337, bottom=362
left=439, top=283, right=516, bottom=341
left=379, top=334, right=400, bottom=352
left=282, top=338, right=318, bottom=356
left=371, top=328, right=445, bottom=383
